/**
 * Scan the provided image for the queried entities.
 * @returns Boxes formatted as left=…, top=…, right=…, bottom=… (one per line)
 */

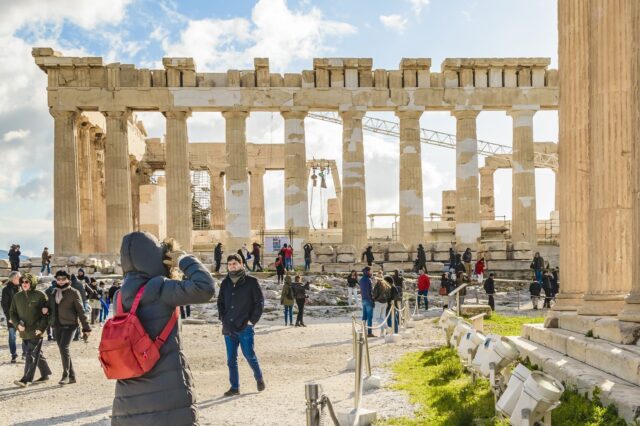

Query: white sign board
left=265, top=236, right=291, bottom=254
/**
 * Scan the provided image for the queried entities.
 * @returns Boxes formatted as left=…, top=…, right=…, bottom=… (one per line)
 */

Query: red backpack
left=98, top=284, right=178, bottom=380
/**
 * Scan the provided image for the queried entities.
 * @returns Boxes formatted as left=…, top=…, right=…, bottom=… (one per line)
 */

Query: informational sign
left=265, top=236, right=291, bottom=254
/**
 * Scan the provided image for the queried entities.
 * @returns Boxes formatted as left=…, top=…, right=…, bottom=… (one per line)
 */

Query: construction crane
left=307, top=111, right=558, bottom=171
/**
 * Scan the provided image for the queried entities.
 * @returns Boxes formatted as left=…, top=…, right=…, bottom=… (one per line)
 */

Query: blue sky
left=0, top=0, right=558, bottom=256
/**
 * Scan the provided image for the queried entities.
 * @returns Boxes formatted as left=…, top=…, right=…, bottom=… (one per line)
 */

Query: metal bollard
left=363, top=329, right=372, bottom=377
left=354, top=331, right=364, bottom=410
left=305, top=382, right=321, bottom=426
left=391, top=303, right=396, bottom=334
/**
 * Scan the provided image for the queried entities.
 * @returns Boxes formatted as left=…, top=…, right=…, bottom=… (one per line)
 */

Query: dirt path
left=0, top=310, right=445, bottom=425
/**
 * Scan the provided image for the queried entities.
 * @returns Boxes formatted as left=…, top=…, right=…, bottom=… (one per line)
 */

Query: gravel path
left=0, top=307, right=446, bottom=425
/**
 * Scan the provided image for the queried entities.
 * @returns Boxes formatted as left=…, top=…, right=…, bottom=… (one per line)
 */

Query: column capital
left=395, top=108, right=424, bottom=119
left=479, top=166, right=496, bottom=175
left=49, top=109, right=78, bottom=120
left=101, top=109, right=132, bottom=121
left=163, top=109, right=191, bottom=120
left=507, top=106, right=539, bottom=118
left=339, top=108, right=366, bottom=121
left=451, top=109, right=480, bottom=120
left=249, top=168, right=266, bottom=176
left=281, top=108, right=308, bottom=120
left=208, top=167, right=225, bottom=177
left=221, top=110, right=249, bottom=119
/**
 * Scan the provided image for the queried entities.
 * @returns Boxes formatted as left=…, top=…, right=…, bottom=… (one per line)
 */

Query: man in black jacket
left=2, top=271, right=25, bottom=362
left=483, top=273, right=496, bottom=311
left=214, top=242, right=223, bottom=273
left=217, top=253, right=265, bottom=397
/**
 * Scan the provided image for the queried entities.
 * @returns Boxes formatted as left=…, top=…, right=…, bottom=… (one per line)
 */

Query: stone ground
left=0, top=305, right=446, bottom=426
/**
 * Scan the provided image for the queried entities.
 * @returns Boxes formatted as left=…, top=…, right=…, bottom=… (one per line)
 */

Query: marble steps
left=508, top=335, right=640, bottom=424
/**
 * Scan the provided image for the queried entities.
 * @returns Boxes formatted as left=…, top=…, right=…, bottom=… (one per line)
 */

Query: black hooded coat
left=111, top=232, right=215, bottom=426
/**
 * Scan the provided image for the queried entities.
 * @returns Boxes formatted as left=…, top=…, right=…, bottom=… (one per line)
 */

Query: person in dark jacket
left=531, top=252, right=545, bottom=283
left=303, top=243, right=314, bottom=272
left=2, top=271, right=25, bottom=362
left=9, top=244, right=21, bottom=271
left=440, top=273, right=451, bottom=310
left=214, top=242, right=223, bottom=273
left=275, top=253, right=285, bottom=284
left=70, top=269, right=89, bottom=341
left=362, top=246, right=375, bottom=266
left=483, top=273, right=496, bottom=311
left=541, top=270, right=553, bottom=309
left=386, top=276, right=401, bottom=334
left=41, top=247, right=52, bottom=276
left=109, top=232, right=215, bottom=425
left=107, top=280, right=121, bottom=317
left=359, top=267, right=374, bottom=337
left=10, top=273, right=51, bottom=387
left=291, top=275, right=310, bottom=327
left=86, top=278, right=102, bottom=324
left=251, top=242, right=263, bottom=272
left=392, top=269, right=404, bottom=298
left=529, top=280, right=542, bottom=310
left=414, top=244, right=428, bottom=273
left=217, top=253, right=265, bottom=397
left=462, top=248, right=473, bottom=277
left=346, top=270, right=359, bottom=306
left=454, top=254, right=466, bottom=275
left=48, top=270, right=91, bottom=385
left=448, top=247, right=456, bottom=269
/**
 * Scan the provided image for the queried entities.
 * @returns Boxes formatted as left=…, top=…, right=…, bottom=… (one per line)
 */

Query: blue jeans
left=8, top=328, right=26, bottom=358
left=304, top=258, right=311, bottom=271
left=418, top=290, right=429, bottom=311
left=284, top=305, right=293, bottom=324
left=361, top=299, right=374, bottom=334
left=535, top=269, right=543, bottom=283
left=285, top=258, right=293, bottom=270
left=40, top=263, right=50, bottom=275
left=224, top=325, right=263, bottom=390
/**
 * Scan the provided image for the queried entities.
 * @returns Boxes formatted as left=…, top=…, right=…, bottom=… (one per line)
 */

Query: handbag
left=439, top=286, right=447, bottom=296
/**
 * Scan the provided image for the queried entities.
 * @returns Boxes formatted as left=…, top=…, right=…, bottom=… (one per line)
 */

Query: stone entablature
left=33, top=48, right=557, bottom=112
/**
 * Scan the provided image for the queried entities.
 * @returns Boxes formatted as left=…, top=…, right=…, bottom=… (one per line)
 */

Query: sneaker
left=224, top=388, right=239, bottom=397
left=257, top=380, right=266, bottom=392
left=35, top=376, right=49, bottom=382
left=58, top=377, right=68, bottom=385
left=14, top=380, right=28, bottom=388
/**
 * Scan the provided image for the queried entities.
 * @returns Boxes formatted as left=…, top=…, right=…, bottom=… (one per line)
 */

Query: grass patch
left=551, top=387, right=627, bottom=426
left=381, top=347, right=628, bottom=426
left=482, top=313, right=544, bottom=336
left=378, top=347, right=504, bottom=426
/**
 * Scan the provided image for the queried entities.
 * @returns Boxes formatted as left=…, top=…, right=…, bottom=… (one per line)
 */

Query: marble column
left=396, top=109, right=424, bottom=248
left=282, top=110, right=310, bottom=249
left=209, top=169, right=226, bottom=230
left=579, top=0, right=634, bottom=316
left=452, top=109, right=481, bottom=245
left=222, top=110, right=251, bottom=252
left=620, top=0, right=640, bottom=322
left=250, top=168, right=266, bottom=231
left=51, top=110, right=81, bottom=256
left=77, top=118, right=94, bottom=254
left=480, top=167, right=496, bottom=221
left=508, top=108, right=537, bottom=247
left=90, top=131, right=107, bottom=253
left=340, top=109, right=368, bottom=249
left=164, top=110, right=193, bottom=250
left=554, top=0, right=590, bottom=311
left=103, top=110, right=133, bottom=254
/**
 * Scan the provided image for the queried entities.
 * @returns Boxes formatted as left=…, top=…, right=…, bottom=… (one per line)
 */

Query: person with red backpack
left=107, top=232, right=215, bottom=426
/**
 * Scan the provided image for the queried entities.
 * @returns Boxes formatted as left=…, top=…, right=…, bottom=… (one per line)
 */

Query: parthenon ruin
left=33, top=50, right=559, bottom=259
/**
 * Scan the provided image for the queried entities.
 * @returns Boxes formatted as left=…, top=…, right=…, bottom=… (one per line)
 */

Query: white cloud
left=162, top=0, right=356, bottom=71
left=3, top=129, right=30, bottom=142
left=379, top=14, right=408, bottom=34
left=408, top=0, right=430, bottom=16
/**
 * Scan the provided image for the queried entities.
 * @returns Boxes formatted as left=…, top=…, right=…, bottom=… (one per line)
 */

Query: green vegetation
left=378, top=347, right=504, bottom=426
left=380, top=347, right=627, bottom=426
left=482, top=313, right=544, bottom=336
left=551, top=387, right=627, bottom=426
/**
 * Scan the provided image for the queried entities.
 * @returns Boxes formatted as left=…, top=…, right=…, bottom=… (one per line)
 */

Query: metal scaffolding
left=191, top=170, right=211, bottom=230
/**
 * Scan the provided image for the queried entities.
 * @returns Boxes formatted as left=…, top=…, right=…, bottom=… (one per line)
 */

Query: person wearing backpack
left=280, top=274, right=294, bottom=326
left=483, top=273, right=496, bottom=311
left=109, top=232, right=215, bottom=426
left=47, top=270, right=91, bottom=385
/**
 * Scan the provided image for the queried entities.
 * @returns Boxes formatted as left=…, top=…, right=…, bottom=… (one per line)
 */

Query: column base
left=552, top=291, right=585, bottom=312
left=618, top=293, right=640, bottom=323
left=577, top=293, right=627, bottom=316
